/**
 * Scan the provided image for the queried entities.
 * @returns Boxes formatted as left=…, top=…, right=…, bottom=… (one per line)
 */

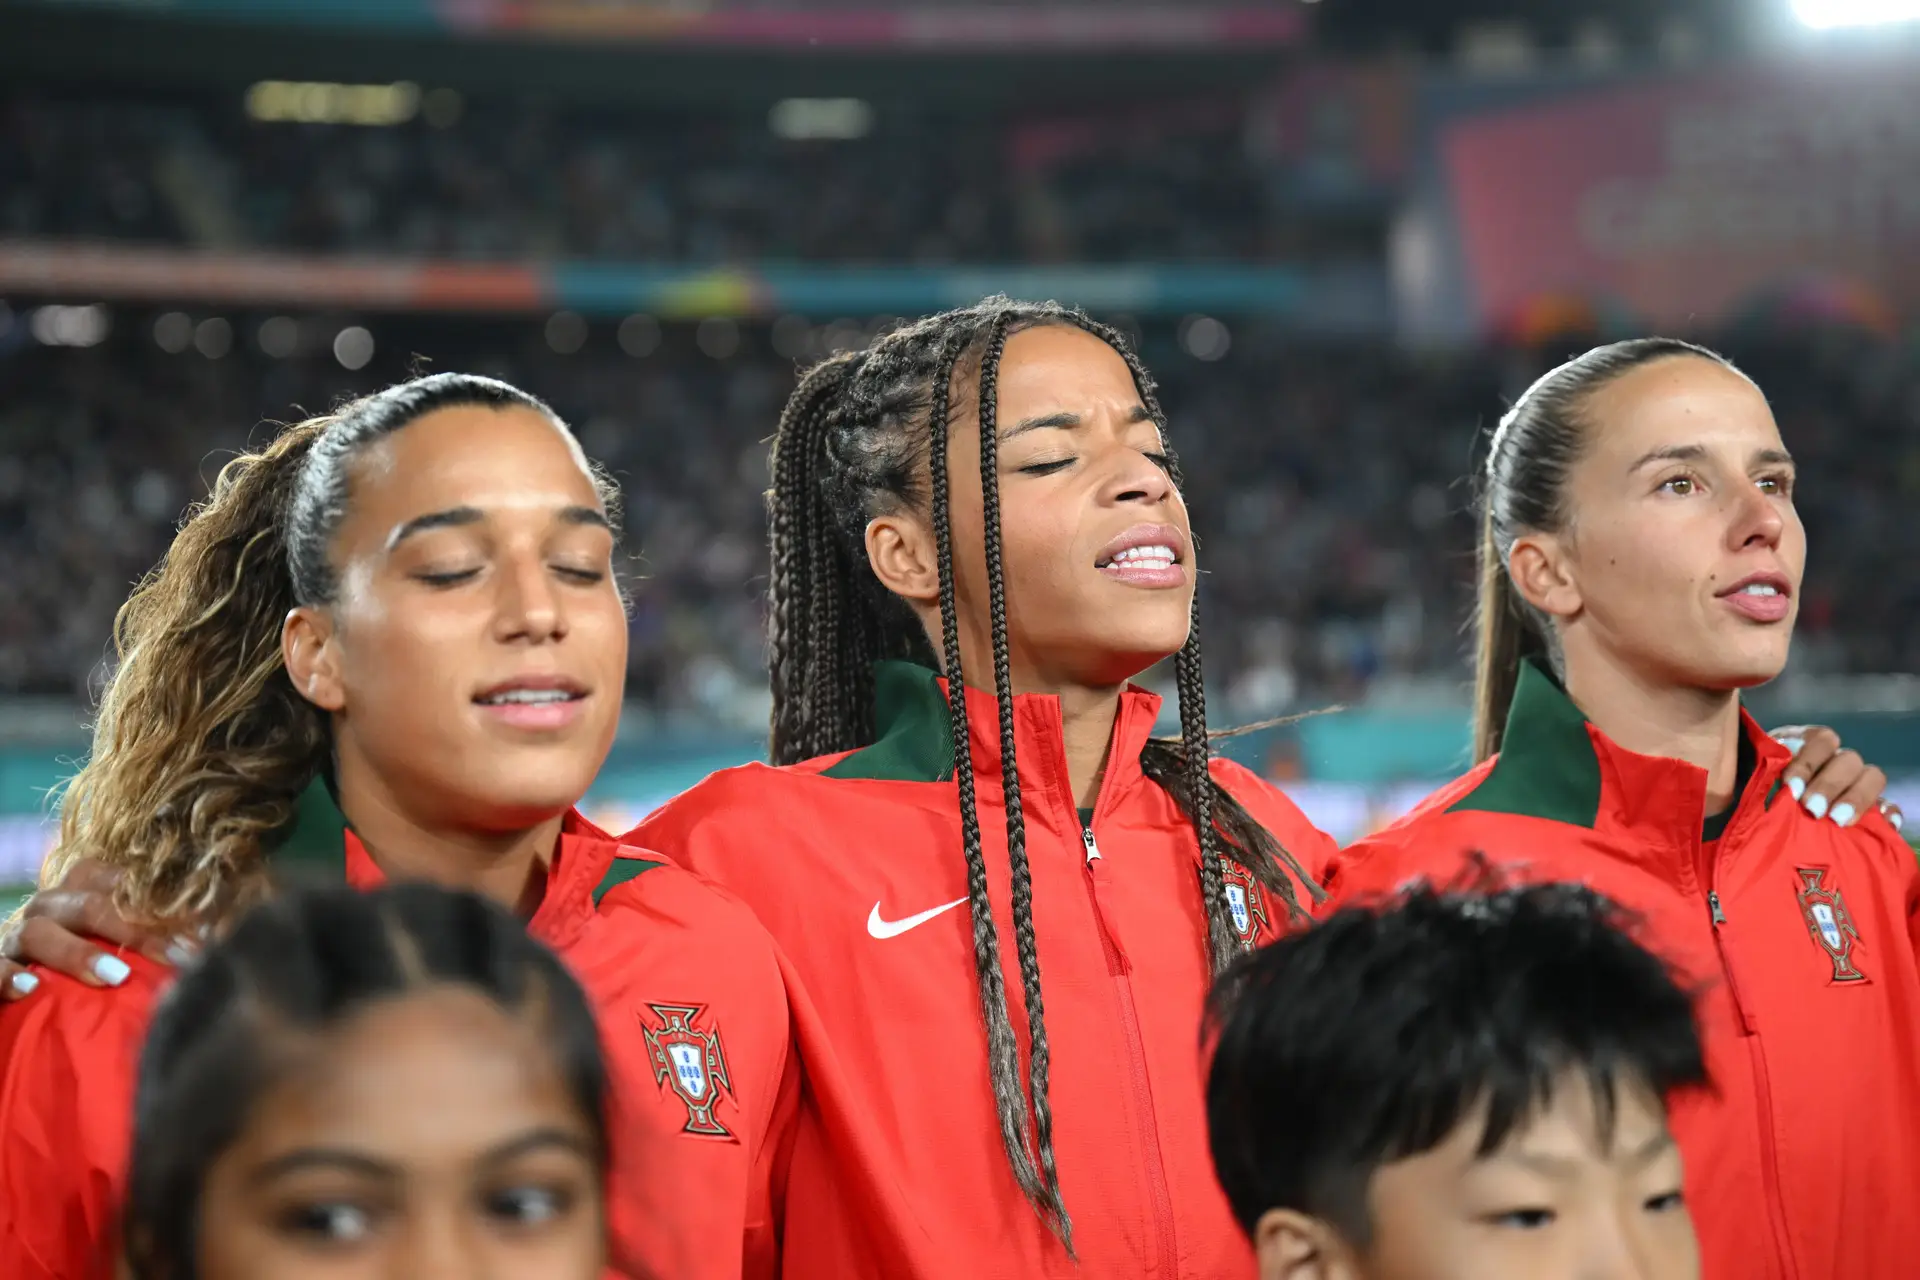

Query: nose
left=491, top=552, right=568, bottom=645
left=1728, top=478, right=1785, bottom=552
left=1101, top=440, right=1176, bottom=508
left=1582, top=1205, right=1690, bottom=1280
left=388, top=1206, right=481, bottom=1280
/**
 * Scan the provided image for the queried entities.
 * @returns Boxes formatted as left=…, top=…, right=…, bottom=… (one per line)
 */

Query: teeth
left=480, top=689, right=574, bottom=705
left=1107, top=544, right=1176, bottom=569
left=1740, top=584, right=1779, bottom=597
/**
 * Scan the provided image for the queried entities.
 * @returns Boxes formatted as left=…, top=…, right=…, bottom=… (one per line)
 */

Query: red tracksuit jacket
left=631, top=660, right=1339, bottom=1279
left=0, top=787, right=796, bottom=1280
left=1324, top=660, right=1920, bottom=1280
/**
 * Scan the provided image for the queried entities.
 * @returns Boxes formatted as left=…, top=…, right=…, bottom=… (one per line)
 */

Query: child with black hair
left=1207, top=877, right=1707, bottom=1280
left=124, top=881, right=610, bottom=1280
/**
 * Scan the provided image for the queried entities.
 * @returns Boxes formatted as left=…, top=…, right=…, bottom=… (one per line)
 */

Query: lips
left=1094, top=523, right=1188, bottom=590
left=1716, top=571, right=1793, bottom=624
left=473, top=675, right=590, bottom=732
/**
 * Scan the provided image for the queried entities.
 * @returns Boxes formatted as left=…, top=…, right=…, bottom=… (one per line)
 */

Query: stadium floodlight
left=1793, top=0, right=1920, bottom=29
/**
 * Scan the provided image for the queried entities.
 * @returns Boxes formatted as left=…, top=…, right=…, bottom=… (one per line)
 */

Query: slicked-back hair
left=766, top=296, right=1324, bottom=1247
left=1473, top=338, right=1741, bottom=761
left=1206, top=870, right=1708, bottom=1244
left=123, top=882, right=608, bottom=1280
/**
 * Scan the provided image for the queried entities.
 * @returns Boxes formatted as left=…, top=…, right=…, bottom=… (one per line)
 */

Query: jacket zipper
left=1705, top=887, right=1800, bottom=1280
left=1081, top=825, right=1181, bottom=1278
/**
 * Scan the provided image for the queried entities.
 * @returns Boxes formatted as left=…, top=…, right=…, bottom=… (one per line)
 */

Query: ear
left=1254, top=1208, right=1354, bottom=1280
left=283, top=605, right=346, bottom=712
left=865, top=511, right=940, bottom=607
left=1508, top=529, right=1583, bottom=624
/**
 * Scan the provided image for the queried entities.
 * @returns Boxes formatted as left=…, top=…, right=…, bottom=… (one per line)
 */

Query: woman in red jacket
left=628, top=303, right=1889, bottom=1279
left=1325, top=337, right=1920, bottom=1280
left=0, top=374, right=793, bottom=1280
left=632, top=298, right=1339, bottom=1279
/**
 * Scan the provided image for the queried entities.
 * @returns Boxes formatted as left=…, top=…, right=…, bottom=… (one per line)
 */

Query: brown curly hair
left=41, top=373, right=613, bottom=927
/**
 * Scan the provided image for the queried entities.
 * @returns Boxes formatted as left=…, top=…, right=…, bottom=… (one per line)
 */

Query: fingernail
left=91, top=955, right=131, bottom=987
left=1787, top=777, right=1806, bottom=802
left=164, top=937, right=199, bottom=967
left=1806, top=793, right=1830, bottom=821
left=1894, top=811, right=1906, bottom=832
left=1831, top=803, right=1856, bottom=828
left=8, top=972, right=37, bottom=996
left=1776, top=736, right=1805, bottom=755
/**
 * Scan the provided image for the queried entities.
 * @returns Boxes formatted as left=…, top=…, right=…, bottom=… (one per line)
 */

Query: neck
left=332, top=753, right=562, bottom=916
left=1055, top=681, right=1126, bottom=810
left=1561, top=652, right=1746, bottom=814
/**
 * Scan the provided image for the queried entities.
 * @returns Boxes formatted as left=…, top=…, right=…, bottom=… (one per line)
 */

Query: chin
left=1077, top=634, right=1189, bottom=688
left=1680, top=641, right=1792, bottom=691
left=464, top=757, right=601, bottom=824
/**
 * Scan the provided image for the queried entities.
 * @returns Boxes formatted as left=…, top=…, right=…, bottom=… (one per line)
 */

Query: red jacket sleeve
left=0, top=960, right=159, bottom=1280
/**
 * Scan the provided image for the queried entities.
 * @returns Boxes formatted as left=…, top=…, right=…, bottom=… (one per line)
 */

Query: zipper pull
left=1709, top=891, right=1727, bottom=926
left=1082, top=827, right=1102, bottom=864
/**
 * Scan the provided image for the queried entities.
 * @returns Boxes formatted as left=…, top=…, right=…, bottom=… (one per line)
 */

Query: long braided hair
left=766, top=297, right=1323, bottom=1247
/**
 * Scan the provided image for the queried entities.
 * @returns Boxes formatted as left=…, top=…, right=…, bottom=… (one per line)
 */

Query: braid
left=1176, top=614, right=1238, bottom=973
left=924, top=324, right=1061, bottom=1241
left=768, top=353, right=870, bottom=764
left=972, top=313, right=1073, bottom=1246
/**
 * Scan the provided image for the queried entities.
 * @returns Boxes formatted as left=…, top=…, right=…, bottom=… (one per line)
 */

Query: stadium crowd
left=0, top=90, right=1388, bottom=266
left=1, top=312, right=1914, bottom=722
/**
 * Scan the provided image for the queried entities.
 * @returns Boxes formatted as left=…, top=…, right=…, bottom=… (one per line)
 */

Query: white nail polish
left=1806, top=794, right=1830, bottom=821
left=1787, top=777, right=1806, bottom=802
left=1894, top=811, right=1906, bottom=832
left=1830, top=803, right=1856, bottom=828
left=1776, top=737, right=1805, bottom=755
left=91, top=955, right=131, bottom=986
left=8, top=972, right=38, bottom=995
left=165, top=939, right=198, bottom=967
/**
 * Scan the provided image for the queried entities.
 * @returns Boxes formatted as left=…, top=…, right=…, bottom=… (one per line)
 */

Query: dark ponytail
left=1474, top=338, right=1739, bottom=760
left=764, top=297, right=1321, bottom=1246
left=44, top=372, right=603, bottom=926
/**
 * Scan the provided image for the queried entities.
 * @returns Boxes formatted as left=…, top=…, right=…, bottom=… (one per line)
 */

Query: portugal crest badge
left=1223, top=864, right=1271, bottom=945
left=1794, top=868, right=1869, bottom=985
left=640, top=1002, right=737, bottom=1140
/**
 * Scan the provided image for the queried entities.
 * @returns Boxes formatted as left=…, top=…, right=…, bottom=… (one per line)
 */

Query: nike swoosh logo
left=867, top=897, right=969, bottom=940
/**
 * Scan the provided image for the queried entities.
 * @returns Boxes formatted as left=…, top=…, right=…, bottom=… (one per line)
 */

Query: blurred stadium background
left=4, top=0, right=1920, bottom=908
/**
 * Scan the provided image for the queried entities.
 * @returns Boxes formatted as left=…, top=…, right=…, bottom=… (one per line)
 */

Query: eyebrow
left=1628, top=443, right=1795, bottom=472
left=480, top=1127, right=598, bottom=1169
left=1493, top=1130, right=1676, bottom=1178
left=250, top=1148, right=398, bottom=1185
left=386, top=504, right=611, bottom=551
left=1001, top=404, right=1151, bottom=440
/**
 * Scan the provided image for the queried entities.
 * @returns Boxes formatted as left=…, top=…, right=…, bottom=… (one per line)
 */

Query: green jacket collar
left=1450, top=659, right=1603, bottom=827
left=1450, top=657, right=1791, bottom=842
left=269, top=775, right=654, bottom=910
left=822, top=661, right=957, bottom=783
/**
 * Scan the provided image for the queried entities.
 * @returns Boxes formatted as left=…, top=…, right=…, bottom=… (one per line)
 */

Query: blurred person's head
left=1474, top=339, right=1800, bottom=760
left=47, top=372, right=628, bottom=924
left=1206, top=875, right=1707, bottom=1280
left=765, top=295, right=1322, bottom=1246
left=123, top=881, right=608, bottom=1280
